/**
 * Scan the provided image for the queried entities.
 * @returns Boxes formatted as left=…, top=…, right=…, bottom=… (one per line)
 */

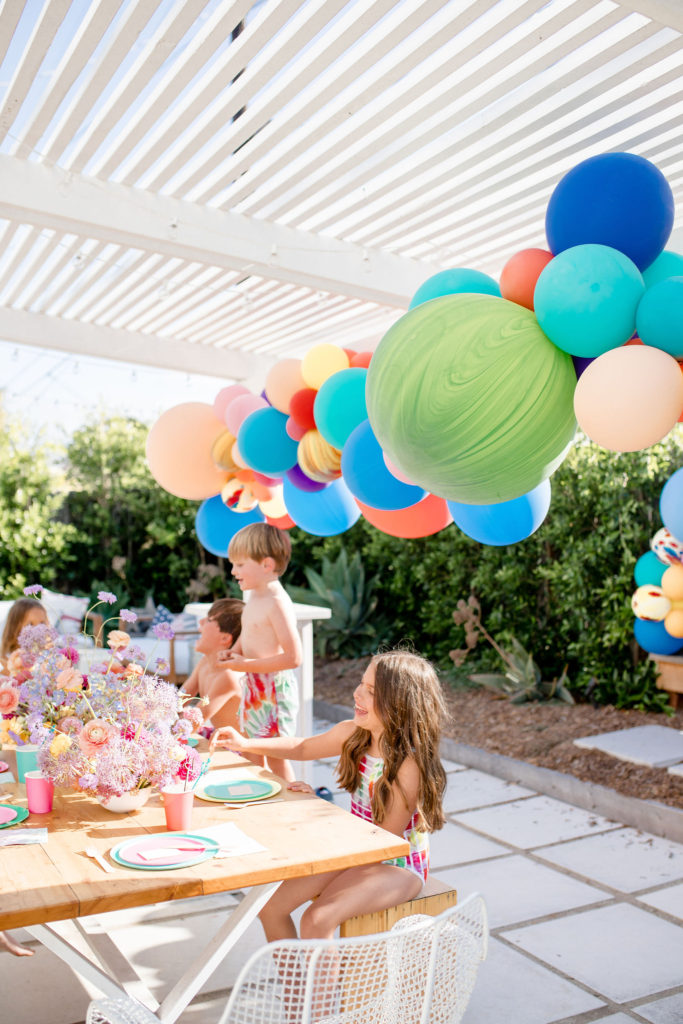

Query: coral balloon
left=301, top=344, right=349, bottom=389
left=660, top=468, right=683, bottom=548
left=266, top=513, right=295, bottom=530
left=366, top=294, right=576, bottom=504
left=264, top=359, right=306, bottom=414
left=499, top=248, right=553, bottom=310
left=289, top=388, right=317, bottom=431
left=225, top=393, right=268, bottom=436
left=661, top=564, right=683, bottom=602
left=297, top=429, right=342, bottom=482
left=213, top=384, right=249, bottom=421
left=211, top=429, right=238, bottom=471
left=146, top=402, right=229, bottom=500
left=285, top=417, right=307, bottom=441
left=573, top=345, right=683, bottom=452
left=356, top=495, right=452, bottom=538
left=631, top=585, right=670, bottom=621
left=350, top=351, right=373, bottom=368
left=409, top=268, right=500, bottom=308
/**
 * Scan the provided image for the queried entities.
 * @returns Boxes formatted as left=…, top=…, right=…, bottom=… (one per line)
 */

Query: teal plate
left=195, top=771, right=281, bottom=804
left=0, top=804, right=29, bottom=829
left=109, top=832, right=221, bottom=871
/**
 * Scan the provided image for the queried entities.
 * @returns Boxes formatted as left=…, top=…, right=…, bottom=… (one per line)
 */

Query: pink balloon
left=225, top=393, right=268, bottom=435
left=574, top=345, right=683, bottom=452
left=286, top=416, right=307, bottom=441
left=213, top=384, right=249, bottom=420
left=383, top=453, right=418, bottom=486
left=252, top=471, right=282, bottom=486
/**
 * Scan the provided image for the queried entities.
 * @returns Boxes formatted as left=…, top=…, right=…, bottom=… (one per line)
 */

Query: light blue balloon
left=534, top=244, right=644, bottom=357
left=238, top=407, right=298, bottom=477
left=660, top=468, right=683, bottom=542
left=196, top=496, right=264, bottom=557
left=634, top=617, right=683, bottom=656
left=634, top=551, right=666, bottom=587
left=447, top=479, right=551, bottom=546
left=341, top=419, right=426, bottom=510
left=642, top=250, right=683, bottom=288
left=636, top=277, right=683, bottom=358
left=282, top=477, right=360, bottom=537
left=409, top=268, right=500, bottom=309
left=314, top=368, right=368, bottom=450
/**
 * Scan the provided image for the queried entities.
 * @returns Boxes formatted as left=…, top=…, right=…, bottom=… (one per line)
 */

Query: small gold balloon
left=211, top=429, right=238, bottom=470
left=297, top=429, right=342, bottom=482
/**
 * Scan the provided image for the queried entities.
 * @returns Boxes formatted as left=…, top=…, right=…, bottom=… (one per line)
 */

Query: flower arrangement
left=0, top=588, right=207, bottom=802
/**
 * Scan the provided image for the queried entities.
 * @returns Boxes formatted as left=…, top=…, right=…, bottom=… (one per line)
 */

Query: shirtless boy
left=180, top=598, right=244, bottom=733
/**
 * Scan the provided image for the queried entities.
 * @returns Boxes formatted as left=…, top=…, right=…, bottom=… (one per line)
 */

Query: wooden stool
left=340, top=875, right=457, bottom=937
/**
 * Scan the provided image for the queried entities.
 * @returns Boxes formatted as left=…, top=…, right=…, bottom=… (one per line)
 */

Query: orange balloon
left=356, top=495, right=452, bottom=538
left=662, top=564, right=683, bottom=601
left=146, top=403, right=229, bottom=500
left=266, top=513, right=295, bottom=530
left=500, top=248, right=553, bottom=310
left=350, top=351, right=373, bottom=368
left=664, top=609, right=683, bottom=638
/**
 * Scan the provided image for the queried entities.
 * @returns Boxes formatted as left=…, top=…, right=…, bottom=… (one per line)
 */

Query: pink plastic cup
left=25, top=771, right=54, bottom=814
left=161, top=786, right=194, bottom=831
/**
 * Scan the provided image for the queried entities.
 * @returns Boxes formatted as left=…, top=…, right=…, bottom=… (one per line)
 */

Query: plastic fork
left=223, top=797, right=285, bottom=808
left=85, top=845, right=115, bottom=873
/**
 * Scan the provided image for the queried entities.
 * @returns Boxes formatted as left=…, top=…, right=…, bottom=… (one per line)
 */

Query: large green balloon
left=366, top=294, right=576, bottom=504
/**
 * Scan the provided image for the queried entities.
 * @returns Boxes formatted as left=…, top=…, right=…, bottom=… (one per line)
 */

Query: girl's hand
left=287, top=780, right=315, bottom=794
left=209, top=726, right=245, bottom=753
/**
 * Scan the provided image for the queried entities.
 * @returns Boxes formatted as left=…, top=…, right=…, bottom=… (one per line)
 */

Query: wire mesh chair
left=86, top=893, right=487, bottom=1024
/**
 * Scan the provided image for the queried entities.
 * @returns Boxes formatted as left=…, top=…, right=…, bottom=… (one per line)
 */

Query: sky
left=0, top=339, right=227, bottom=441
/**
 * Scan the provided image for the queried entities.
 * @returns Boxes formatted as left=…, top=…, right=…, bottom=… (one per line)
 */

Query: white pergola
left=0, top=0, right=681, bottom=383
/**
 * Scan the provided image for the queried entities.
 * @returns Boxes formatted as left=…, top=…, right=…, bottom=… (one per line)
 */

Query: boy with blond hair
left=220, top=523, right=301, bottom=782
left=180, top=598, right=244, bottom=733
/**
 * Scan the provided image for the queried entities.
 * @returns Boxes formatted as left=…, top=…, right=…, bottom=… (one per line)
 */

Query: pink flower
left=107, top=630, right=131, bottom=650
left=55, top=668, right=85, bottom=693
left=78, top=719, right=115, bottom=756
left=57, top=716, right=83, bottom=736
left=0, top=685, right=20, bottom=715
left=181, top=706, right=203, bottom=731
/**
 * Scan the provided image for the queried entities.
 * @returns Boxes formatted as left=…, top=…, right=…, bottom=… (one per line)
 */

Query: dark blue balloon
left=545, top=153, right=674, bottom=271
left=195, top=496, right=264, bottom=557
left=633, top=617, right=683, bottom=656
left=341, top=419, right=426, bottom=510
left=447, top=480, right=551, bottom=546
left=572, top=355, right=594, bottom=380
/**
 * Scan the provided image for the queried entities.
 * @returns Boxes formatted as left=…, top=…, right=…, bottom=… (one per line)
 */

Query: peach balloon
left=662, top=564, right=683, bottom=602
left=664, top=609, right=683, bottom=638
left=231, top=440, right=248, bottom=469
left=213, top=384, right=249, bottom=420
left=301, top=344, right=349, bottom=390
left=286, top=416, right=307, bottom=441
left=573, top=345, right=683, bottom=452
left=146, top=403, right=229, bottom=500
left=225, top=393, right=268, bottom=436
left=265, top=359, right=306, bottom=414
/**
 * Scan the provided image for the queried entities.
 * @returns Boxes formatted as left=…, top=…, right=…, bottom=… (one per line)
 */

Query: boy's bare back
left=194, top=657, right=241, bottom=730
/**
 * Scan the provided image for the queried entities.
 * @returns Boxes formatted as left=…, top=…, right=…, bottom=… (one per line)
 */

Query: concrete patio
left=4, top=712, right=683, bottom=1024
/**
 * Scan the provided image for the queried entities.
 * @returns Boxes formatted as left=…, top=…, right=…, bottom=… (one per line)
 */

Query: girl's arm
left=210, top=719, right=355, bottom=761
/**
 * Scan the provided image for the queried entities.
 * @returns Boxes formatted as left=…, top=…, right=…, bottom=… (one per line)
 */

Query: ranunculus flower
left=55, top=668, right=85, bottom=693
left=0, top=685, right=20, bottom=715
left=50, top=733, right=72, bottom=757
left=78, top=719, right=115, bottom=756
left=6, top=650, right=26, bottom=673
left=57, top=715, right=82, bottom=735
left=107, top=630, right=131, bottom=650
left=124, top=664, right=143, bottom=678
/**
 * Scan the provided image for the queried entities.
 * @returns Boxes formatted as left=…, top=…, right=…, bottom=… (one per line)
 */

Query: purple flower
left=97, top=591, right=117, bottom=605
left=154, top=658, right=170, bottom=675
left=120, top=609, right=138, bottom=623
left=153, top=622, right=174, bottom=641
left=23, top=584, right=44, bottom=596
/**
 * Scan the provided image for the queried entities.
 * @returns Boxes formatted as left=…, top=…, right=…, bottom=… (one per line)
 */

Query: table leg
left=157, top=881, right=282, bottom=1024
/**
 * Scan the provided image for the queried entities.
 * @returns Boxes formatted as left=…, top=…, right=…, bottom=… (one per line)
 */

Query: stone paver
left=443, top=768, right=535, bottom=813
left=636, top=992, right=683, bottom=1024
left=452, top=794, right=618, bottom=848
left=637, top=880, right=683, bottom=920
left=574, top=725, right=683, bottom=768
left=430, top=819, right=510, bottom=869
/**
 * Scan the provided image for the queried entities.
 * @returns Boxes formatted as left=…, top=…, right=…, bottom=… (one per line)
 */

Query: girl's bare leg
left=0, top=930, right=33, bottom=956
left=300, top=863, right=422, bottom=940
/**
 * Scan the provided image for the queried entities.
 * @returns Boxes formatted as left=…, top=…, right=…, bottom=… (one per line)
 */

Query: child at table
left=210, top=649, right=447, bottom=941
left=179, top=598, right=245, bottom=734
left=218, top=523, right=302, bottom=783
left=0, top=597, right=49, bottom=670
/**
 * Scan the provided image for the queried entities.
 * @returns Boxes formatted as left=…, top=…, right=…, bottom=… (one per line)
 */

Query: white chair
left=86, top=893, right=487, bottom=1024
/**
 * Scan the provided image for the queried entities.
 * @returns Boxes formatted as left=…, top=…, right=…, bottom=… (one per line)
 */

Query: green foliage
left=286, top=547, right=390, bottom=658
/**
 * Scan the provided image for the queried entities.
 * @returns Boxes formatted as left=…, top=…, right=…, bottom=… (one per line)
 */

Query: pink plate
left=117, top=835, right=208, bottom=867
left=0, top=806, right=17, bottom=825
left=0, top=760, right=9, bottom=773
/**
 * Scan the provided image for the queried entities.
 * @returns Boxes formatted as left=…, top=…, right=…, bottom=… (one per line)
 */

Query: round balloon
left=573, top=345, right=683, bottom=452
left=642, top=250, right=683, bottom=288
left=213, top=384, right=249, bottom=421
left=286, top=463, right=327, bottom=492
left=225, top=393, right=268, bottom=436
left=289, top=388, right=317, bottom=431
left=636, top=277, right=683, bottom=359
left=651, top=526, right=683, bottom=566
left=350, top=351, right=373, bottom=368
left=285, top=417, right=307, bottom=441
left=314, top=368, right=368, bottom=450
left=146, top=402, right=230, bottom=500
left=664, top=609, right=683, bottom=638
left=264, top=359, right=306, bottom=414
left=211, top=429, right=238, bottom=471
left=661, top=564, right=683, bottom=602
left=631, top=584, right=670, bottom=621
left=409, top=268, right=500, bottom=309
left=283, top=477, right=360, bottom=536
left=633, top=617, right=683, bottom=655
left=221, top=478, right=259, bottom=512
left=237, top=407, right=298, bottom=477
left=301, top=344, right=349, bottom=390
left=660, top=468, right=683, bottom=542
left=366, top=293, right=576, bottom=504
left=356, top=494, right=452, bottom=538
left=297, top=429, right=342, bottom=482
left=195, top=496, right=264, bottom=557
left=447, top=479, right=551, bottom=546
left=634, top=551, right=666, bottom=587
left=499, top=248, right=553, bottom=310
left=341, top=419, right=426, bottom=510
left=545, top=152, right=674, bottom=270
left=534, top=244, right=644, bottom=357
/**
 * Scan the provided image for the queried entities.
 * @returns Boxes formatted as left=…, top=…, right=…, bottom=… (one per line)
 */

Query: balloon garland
left=146, top=151, right=683, bottom=552
left=632, top=468, right=683, bottom=655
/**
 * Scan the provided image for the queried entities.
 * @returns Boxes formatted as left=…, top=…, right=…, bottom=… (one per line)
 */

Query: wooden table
left=0, top=748, right=408, bottom=1023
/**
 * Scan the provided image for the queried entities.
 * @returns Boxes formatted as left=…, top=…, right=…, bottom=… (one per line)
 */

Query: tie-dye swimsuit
left=350, top=753, right=429, bottom=884
left=240, top=670, right=299, bottom=738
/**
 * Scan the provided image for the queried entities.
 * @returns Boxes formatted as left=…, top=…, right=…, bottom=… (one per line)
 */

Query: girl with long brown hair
left=210, top=649, right=447, bottom=941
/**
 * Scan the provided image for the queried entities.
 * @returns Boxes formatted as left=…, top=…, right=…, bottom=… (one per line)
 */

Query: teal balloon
left=282, top=477, right=360, bottom=536
left=366, top=293, right=576, bottom=504
left=409, top=268, right=500, bottom=309
left=534, top=244, right=645, bottom=357
left=634, top=551, right=666, bottom=587
left=641, top=250, right=683, bottom=288
left=237, top=407, right=298, bottom=476
left=447, top=480, right=550, bottom=546
left=313, top=368, right=368, bottom=449
left=636, top=277, right=683, bottom=358
left=196, top=496, right=264, bottom=557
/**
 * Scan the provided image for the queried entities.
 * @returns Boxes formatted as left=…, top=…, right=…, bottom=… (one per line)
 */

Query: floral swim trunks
left=240, top=670, right=299, bottom=738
